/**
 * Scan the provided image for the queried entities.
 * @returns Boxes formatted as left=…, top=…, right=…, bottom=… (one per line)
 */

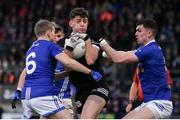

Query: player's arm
left=11, top=68, right=26, bottom=109
left=96, top=39, right=138, bottom=63
left=60, top=35, right=103, bottom=81
left=55, top=52, right=102, bottom=82
left=72, top=33, right=99, bottom=65
left=129, top=81, right=138, bottom=103
left=17, top=68, right=26, bottom=90
left=55, top=53, right=91, bottom=74
left=64, top=49, right=73, bottom=57
left=126, top=81, right=138, bottom=113
left=85, top=39, right=99, bottom=65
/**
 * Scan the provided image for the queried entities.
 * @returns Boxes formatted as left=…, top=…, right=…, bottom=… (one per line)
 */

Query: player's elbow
left=63, top=61, right=72, bottom=67
left=85, top=56, right=97, bottom=65
left=86, top=59, right=95, bottom=65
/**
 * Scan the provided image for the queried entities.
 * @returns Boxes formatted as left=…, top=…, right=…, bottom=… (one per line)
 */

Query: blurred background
left=0, top=0, right=179, bottom=119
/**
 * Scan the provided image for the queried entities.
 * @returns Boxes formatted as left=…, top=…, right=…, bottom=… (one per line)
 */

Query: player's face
left=53, top=31, right=64, bottom=43
left=135, top=25, right=151, bottom=45
left=69, top=16, right=88, bottom=33
left=47, top=27, right=56, bottom=42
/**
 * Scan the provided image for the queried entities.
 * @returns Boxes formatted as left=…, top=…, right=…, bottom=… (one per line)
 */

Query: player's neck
left=37, top=36, right=50, bottom=41
left=144, top=39, right=155, bottom=46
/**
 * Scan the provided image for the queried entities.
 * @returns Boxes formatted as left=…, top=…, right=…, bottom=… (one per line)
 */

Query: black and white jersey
left=69, top=41, right=105, bottom=91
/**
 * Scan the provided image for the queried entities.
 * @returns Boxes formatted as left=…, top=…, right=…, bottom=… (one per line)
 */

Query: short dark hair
left=51, top=22, right=64, bottom=33
left=34, top=19, right=53, bottom=37
left=69, top=7, right=89, bottom=19
left=136, top=19, right=158, bottom=36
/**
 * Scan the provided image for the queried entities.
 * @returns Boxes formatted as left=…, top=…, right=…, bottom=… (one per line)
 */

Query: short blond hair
left=34, top=19, right=53, bottom=37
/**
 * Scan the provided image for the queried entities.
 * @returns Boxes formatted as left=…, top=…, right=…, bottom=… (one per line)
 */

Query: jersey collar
left=144, top=39, right=155, bottom=46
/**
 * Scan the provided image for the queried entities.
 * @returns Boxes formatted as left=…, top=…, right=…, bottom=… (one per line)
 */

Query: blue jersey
left=134, top=40, right=171, bottom=102
left=21, top=39, right=63, bottom=99
left=54, top=62, right=71, bottom=99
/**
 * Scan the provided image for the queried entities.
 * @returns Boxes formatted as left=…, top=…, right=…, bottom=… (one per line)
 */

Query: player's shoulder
left=33, top=39, right=55, bottom=47
left=37, top=39, right=62, bottom=52
left=138, top=42, right=158, bottom=52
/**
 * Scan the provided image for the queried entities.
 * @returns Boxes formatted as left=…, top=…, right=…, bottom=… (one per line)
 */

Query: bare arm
left=55, top=52, right=91, bottom=74
left=126, top=81, right=138, bottom=112
left=85, top=39, right=99, bottom=65
left=129, top=81, right=138, bottom=101
left=17, top=68, right=26, bottom=90
left=64, top=49, right=73, bottom=58
left=101, top=44, right=138, bottom=63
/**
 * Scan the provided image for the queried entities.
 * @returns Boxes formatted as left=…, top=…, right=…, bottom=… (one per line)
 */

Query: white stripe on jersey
left=58, top=76, right=69, bottom=98
left=25, top=87, right=31, bottom=100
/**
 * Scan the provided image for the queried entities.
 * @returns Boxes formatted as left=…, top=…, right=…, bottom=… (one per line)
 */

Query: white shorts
left=22, top=96, right=65, bottom=118
left=60, top=98, right=74, bottom=115
left=135, top=100, right=173, bottom=119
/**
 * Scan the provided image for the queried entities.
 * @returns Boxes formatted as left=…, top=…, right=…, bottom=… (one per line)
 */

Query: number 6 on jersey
left=26, top=52, right=36, bottom=74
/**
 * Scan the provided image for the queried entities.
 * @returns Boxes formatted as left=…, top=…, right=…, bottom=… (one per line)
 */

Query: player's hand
left=86, top=26, right=108, bottom=46
left=73, top=33, right=90, bottom=41
left=126, top=103, right=133, bottom=113
left=87, top=26, right=104, bottom=41
left=94, top=38, right=108, bottom=47
left=93, top=38, right=104, bottom=44
left=89, top=70, right=102, bottom=82
left=64, top=35, right=81, bottom=51
left=11, top=89, right=21, bottom=109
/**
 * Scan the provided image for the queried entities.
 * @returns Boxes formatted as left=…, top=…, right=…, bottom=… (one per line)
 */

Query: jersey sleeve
left=134, top=46, right=152, bottom=61
left=50, top=43, right=63, bottom=58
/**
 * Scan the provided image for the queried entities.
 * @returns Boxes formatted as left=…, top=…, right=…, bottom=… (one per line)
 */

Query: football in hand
left=72, top=38, right=85, bottom=59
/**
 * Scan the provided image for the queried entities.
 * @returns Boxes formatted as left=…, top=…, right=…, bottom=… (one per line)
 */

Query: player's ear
left=46, top=30, right=52, bottom=39
left=46, top=30, right=50, bottom=35
left=148, top=30, right=153, bottom=37
left=69, top=20, right=73, bottom=28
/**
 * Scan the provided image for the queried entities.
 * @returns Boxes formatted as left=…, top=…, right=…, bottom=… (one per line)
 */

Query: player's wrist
left=17, top=88, right=22, bottom=92
left=99, top=38, right=108, bottom=46
left=128, top=100, right=134, bottom=104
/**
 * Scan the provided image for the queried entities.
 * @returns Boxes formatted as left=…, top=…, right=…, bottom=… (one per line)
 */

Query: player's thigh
left=133, top=106, right=155, bottom=119
left=48, top=109, right=73, bottom=119
left=81, top=85, right=109, bottom=119
left=81, top=95, right=106, bottom=119
left=75, top=90, right=91, bottom=115
left=30, top=96, right=71, bottom=119
left=21, top=99, right=39, bottom=119
left=122, top=109, right=138, bottom=119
